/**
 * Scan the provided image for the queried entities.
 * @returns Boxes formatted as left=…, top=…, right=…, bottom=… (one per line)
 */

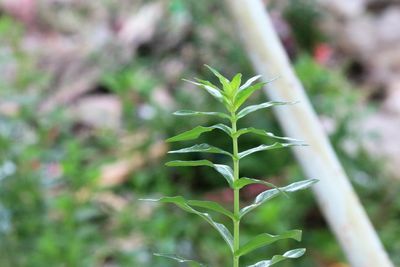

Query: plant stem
left=231, top=113, right=240, bottom=267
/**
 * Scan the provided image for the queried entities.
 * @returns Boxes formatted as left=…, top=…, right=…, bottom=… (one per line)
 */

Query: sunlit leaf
left=235, top=127, right=303, bottom=143
left=167, top=124, right=231, bottom=142
left=173, top=110, right=230, bottom=120
left=239, top=75, right=262, bottom=91
left=166, top=160, right=234, bottom=186
left=205, top=65, right=233, bottom=95
left=240, top=179, right=318, bottom=217
left=237, top=101, right=296, bottom=119
left=145, top=196, right=234, bottom=252
left=183, top=78, right=223, bottom=102
left=247, top=248, right=306, bottom=267
left=238, top=142, right=306, bottom=159
left=234, top=82, right=266, bottom=110
left=235, top=230, right=302, bottom=257
left=154, top=253, right=206, bottom=267
left=169, top=143, right=233, bottom=158
left=230, top=73, right=242, bottom=92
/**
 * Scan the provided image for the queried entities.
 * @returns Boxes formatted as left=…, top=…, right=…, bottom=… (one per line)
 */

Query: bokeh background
left=1, top=0, right=400, bottom=266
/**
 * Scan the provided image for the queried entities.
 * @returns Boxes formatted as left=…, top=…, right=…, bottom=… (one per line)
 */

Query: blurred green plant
left=145, top=66, right=317, bottom=267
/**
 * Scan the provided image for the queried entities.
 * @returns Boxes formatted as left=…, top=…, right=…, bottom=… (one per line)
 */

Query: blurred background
left=0, top=0, right=399, bottom=266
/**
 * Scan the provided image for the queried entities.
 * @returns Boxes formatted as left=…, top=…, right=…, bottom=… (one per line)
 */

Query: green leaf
left=235, top=230, right=302, bottom=257
left=205, top=65, right=233, bottom=95
left=234, top=82, right=266, bottom=110
left=247, top=248, right=306, bottom=267
left=165, top=160, right=213, bottom=167
left=233, top=177, right=288, bottom=198
left=166, top=160, right=234, bottom=186
left=237, top=101, right=296, bottom=119
left=233, top=177, right=278, bottom=190
left=230, top=73, right=242, bottom=92
left=169, top=144, right=233, bottom=158
left=188, top=200, right=234, bottom=219
left=173, top=110, right=230, bottom=120
left=240, top=179, right=318, bottom=218
left=154, top=253, right=206, bottom=267
left=183, top=78, right=223, bottom=102
left=238, top=142, right=306, bottom=159
left=146, top=196, right=234, bottom=252
left=167, top=124, right=231, bottom=142
left=239, top=75, right=262, bottom=91
left=235, top=127, right=303, bottom=143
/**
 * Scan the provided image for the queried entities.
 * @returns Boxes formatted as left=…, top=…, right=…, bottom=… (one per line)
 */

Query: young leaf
left=235, top=127, right=303, bottom=143
left=173, top=110, right=230, bottom=120
left=166, top=160, right=234, bottom=186
left=183, top=79, right=223, bottom=102
left=235, top=230, right=302, bottom=257
left=154, top=253, right=206, bottom=267
left=238, top=142, right=306, bottom=159
left=230, top=73, right=242, bottom=92
left=239, top=75, right=261, bottom=91
left=237, top=101, right=296, bottom=119
left=240, top=179, right=318, bottom=218
left=167, top=124, right=231, bottom=142
left=234, top=82, right=266, bottom=110
left=205, top=65, right=233, bottom=95
left=169, top=143, right=233, bottom=158
left=247, top=248, right=306, bottom=267
left=144, top=196, right=234, bottom=252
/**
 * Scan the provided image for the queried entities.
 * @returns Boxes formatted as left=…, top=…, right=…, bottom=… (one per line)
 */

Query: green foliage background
left=0, top=0, right=399, bottom=266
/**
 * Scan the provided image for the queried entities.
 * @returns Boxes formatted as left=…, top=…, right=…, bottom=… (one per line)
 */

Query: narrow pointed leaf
left=166, top=160, right=213, bottom=167
left=283, top=179, right=318, bottom=192
left=235, top=127, right=303, bottom=143
left=173, top=110, right=230, bottom=119
left=239, top=75, right=262, bottom=91
left=237, top=101, right=297, bottom=119
left=167, top=124, right=231, bottom=142
left=169, top=144, right=233, bottom=158
left=154, top=253, right=206, bottom=267
left=230, top=73, right=242, bottom=92
left=235, top=230, right=302, bottom=257
left=183, top=79, right=223, bottom=102
left=205, top=65, right=232, bottom=94
left=234, top=82, right=266, bottom=110
left=233, top=177, right=278, bottom=190
left=144, top=196, right=234, bottom=252
left=240, top=179, right=318, bottom=217
left=213, top=164, right=235, bottom=186
left=211, top=124, right=232, bottom=135
left=166, top=160, right=234, bottom=186
left=188, top=200, right=234, bottom=219
left=247, top=248, right=306, bottom=267
left=238, top=142, right=306, bottom=159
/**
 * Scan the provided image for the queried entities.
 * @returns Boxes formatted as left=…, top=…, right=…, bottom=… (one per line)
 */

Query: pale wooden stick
left=225, top=1, right=394, bottom=266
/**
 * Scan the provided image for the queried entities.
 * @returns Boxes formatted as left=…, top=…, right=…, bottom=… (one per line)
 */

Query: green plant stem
left=231, top=113, right=240, bottom=267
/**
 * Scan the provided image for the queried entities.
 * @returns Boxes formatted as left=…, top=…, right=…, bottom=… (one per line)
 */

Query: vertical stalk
left=231, top=112, right=240, bottom=267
